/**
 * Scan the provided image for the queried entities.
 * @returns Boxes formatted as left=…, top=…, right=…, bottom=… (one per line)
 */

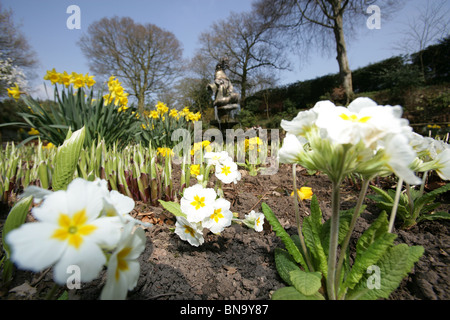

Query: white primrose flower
left=215, top=159, right=241, bottom=184
left=278, top=133, right=308, bottom=164
left=101, top=223, right=146, bottom=300
left=204, top=151, right=232, bottom=166
left=315, top=97, right=411, bottom=149
left=6, top=178, right=123, bottom=285
left=180, top=184, right=217, bottom=223
left=280, top=100, right=334, bottom=138
left=202, top=198, right=233, bottom=234
left=175, top=216, right=204, bottom=247
left=379, top=134, right=422, bottom=185
left=244, top=210, right=265, bottom=232
left=92, top=179, right=152, bottom=228
left=433, top=148, right=450, bottom=181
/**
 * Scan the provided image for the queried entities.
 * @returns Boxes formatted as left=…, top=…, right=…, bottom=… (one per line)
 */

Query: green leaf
left=274, top=248, right=302, bottom=286
left=418, top=211, right=450, bottom=222
left=2, top=196, right=33, bottom=259
left=369, top=185, right=394, bottom=202
left=302, top=196, right=330, bottom=274
left=344, top=232, right=397, bottom=290
left=272, top=286, right=325, bottom=300
left=347, top=244, right=424, bottom=300
left=261, top=203, right=309, bottom=271
left=289, top=269, right=322, bottom=296
left=158, top=200, right=186, bottom=218
left=52, top=127, right=86, bottom=191
left=356, top=211, right=389, bottom=254
left=413, top=183, right=450, bottom=218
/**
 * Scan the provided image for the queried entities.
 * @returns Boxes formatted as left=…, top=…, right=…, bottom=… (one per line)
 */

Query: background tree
left=0, top=3, right=38, bottom=96
left=197, top=10, right=290, bottom=108
left=393, top=0, right=449, bottom=82
left=78, top=16, right=183, bottom=113
left=253, top=0, right=404, bottom=104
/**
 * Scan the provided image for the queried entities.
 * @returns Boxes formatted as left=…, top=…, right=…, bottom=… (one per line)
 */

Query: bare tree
left=197, top=10, right=290, bottom=108
left=254, top=0, right=403, bottom=104
left=393, top=0, right=449, bottom=81
left=78, top=16, right=183, bottom=113
left=0, top=3, right=38, bottom=93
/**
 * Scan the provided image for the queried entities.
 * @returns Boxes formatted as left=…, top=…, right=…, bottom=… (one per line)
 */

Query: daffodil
left=84, top=73, right=96, bottom=88
left=156, top=101, right=168, bottom=115
left=202, top=198, right=233, bottom=234
left=6, top=83, right=23, bottom=100
left=157, top=147, right=173, bottom=157
left=100, top=223, right=146, bottom=300
left=180, top=184, right=217, bottom=223
left=169, top=109, right=178, bottom=118
left=291, top=187, right=313, bottom=201
left=59, top=71, right=72, bottom=88
left=43, top=142, right=56, bottom=149
left=190, top=164, right=201, bottom=176
left=149, top=110, right=159, bottom=119
left=175, top=216, right=204, bottom=247
left=6, top=178, right=122, bottom=284
left=43, top=68, right=60, bottom=85
left=215, top=159, right=241, bottom=184
left=28, top=128, right=39, bottom=135
left=71, top=72, right=86, bottom=89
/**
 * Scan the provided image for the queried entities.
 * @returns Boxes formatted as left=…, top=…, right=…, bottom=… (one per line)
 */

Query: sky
left=2, top=0, right=449, bottom=99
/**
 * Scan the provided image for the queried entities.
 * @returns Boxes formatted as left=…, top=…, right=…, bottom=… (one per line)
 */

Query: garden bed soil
left=1, top=164, right=449, bottom=300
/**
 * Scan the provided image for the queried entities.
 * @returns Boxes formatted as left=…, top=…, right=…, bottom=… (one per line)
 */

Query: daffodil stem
left=335, top=177, right=371, bottom=298
left=292, top=164, right=314, bottom=272
left=388, top=178, right=404, bottom=233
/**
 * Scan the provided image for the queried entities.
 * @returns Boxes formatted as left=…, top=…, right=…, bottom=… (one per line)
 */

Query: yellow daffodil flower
left=291, top=187, right=313, bottom=201
left=43, top=68, right=61, bottom=85
left=28, top=128, right=40, bottom=135
left=6, top=83, right=23, bottom=100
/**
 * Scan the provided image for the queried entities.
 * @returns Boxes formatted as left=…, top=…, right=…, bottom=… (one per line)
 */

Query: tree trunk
left=137, top=89, right=145, bottom=114
left=333, top=12, right=354, bottom=105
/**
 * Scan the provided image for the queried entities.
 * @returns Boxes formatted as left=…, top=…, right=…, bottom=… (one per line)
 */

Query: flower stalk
left=292, top=164, right=314, bottom=272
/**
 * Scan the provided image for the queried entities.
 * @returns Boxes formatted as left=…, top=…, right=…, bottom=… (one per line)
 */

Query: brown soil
left=1, top=164, right=449, bottom=300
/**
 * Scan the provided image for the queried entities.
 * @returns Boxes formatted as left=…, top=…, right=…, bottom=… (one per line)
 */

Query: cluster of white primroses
left=6, top=178, right=149, bottom=300
left=279, top=97, right=429, bottom=185
left=175, top=151, right=263, bottom=246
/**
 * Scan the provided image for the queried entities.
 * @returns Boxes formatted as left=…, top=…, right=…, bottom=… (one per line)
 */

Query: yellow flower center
left=256, top=217, right=261, bottom=226
left=190, top=195, right=205, bottom=210
left=210, top=208, right=224, bottom=223
left=339, top=113, right=371, bottom=123
left=221, top=166, right=231, bottom=176
left=115, top=247, right=132, bottom=281
left=51, top=209, right=97, bottom=249
left=184, top=225, right=196, bottom=237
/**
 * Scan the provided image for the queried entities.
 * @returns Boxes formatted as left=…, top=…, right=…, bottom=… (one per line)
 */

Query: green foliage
left=368, top=184, right=450, bottom=229
left=237, top=109, right=256, bottom=128
left=263, top=197, right=424, bottom=300
left=139, top=105, right=198, bottom=149
left=52, top=127, right=86, bottom=191
left=158, top=199, right=186, bottom=218
left=0, top=195, right=33, bottom=283
left=2, top=84, right=140, bottom=148
left=261, top=202, right=309, bottom=271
